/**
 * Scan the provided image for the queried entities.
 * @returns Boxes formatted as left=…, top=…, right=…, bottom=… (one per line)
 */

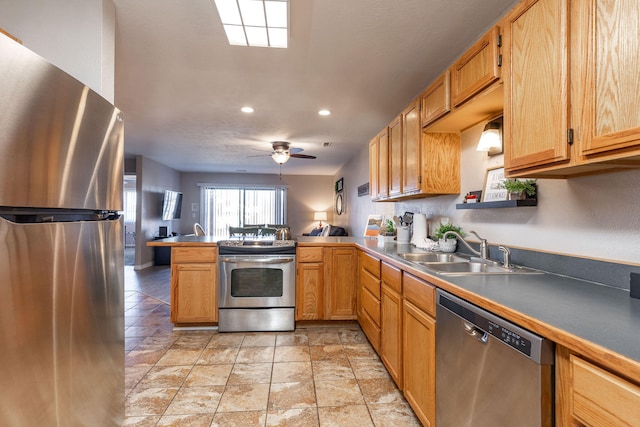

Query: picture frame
left=481, top=166, right=507, bottom=202
left=335, top=177, right=344, bottom=193
left=363, top=214, right=383, bottom=237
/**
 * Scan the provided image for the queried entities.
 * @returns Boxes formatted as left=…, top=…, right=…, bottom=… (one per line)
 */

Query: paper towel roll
left=411, top=214, right=428, bottom=245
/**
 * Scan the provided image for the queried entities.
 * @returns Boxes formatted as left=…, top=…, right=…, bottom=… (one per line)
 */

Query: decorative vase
left=438, top=238, right=457, bottom=252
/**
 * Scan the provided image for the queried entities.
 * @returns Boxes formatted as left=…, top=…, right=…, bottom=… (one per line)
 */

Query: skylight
left=214, top=0, right=288, bottom=48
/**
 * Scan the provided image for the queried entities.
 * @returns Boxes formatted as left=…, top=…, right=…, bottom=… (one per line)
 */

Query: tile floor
left=123, top=266, right=421, bottom=426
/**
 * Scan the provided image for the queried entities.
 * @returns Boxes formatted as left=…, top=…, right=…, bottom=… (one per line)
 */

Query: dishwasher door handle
left=463, top=322, right=488, bottom=344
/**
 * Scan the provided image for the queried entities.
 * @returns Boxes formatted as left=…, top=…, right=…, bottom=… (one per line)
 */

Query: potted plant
left=432, top=223, right=465, bottom=252
left=378, top=218, right=396, bottom=244
left=500, top=178, right=537, bottom=200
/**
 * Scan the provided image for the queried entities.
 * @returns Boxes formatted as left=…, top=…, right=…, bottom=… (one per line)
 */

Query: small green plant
left=379, top=219, right=396, bottom=236
left=433, top=223, right=465, bottom=241
left=500, top=178, right=537, bottom=197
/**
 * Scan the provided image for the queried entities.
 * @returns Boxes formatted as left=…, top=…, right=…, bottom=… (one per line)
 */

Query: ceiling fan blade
left=290, top=147, right=303, bottom=154
left=290, top=153, right=316, bottom=159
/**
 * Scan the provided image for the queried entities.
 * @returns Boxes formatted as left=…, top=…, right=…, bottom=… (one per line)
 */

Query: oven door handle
left=220, top=257, right=295, bottom=264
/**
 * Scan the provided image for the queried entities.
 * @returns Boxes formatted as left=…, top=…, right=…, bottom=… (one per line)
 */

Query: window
left=200, top=184, right=286, bottom=236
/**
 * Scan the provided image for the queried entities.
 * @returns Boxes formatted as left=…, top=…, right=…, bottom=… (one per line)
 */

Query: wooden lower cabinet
left=380, top=262, right=403, bottom=389
left=358, top=251, right=382, bottom=352
left=326, top=247, right=357, bottom=320
left=402, top=273, right=436, bottom=427
left=556, top=345, right=640, bottom=427
left=170, top=247, right=217, bottom=323
left=296, top=246, right=357, bottom=321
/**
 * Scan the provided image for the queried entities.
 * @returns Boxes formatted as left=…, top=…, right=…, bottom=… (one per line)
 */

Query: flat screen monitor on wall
left=161, top=190, right=183, bottom=221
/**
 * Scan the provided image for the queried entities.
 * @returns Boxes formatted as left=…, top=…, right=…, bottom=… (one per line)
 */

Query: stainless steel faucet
left=442, top=230, right=489, bottom=259
left=498, top=245, right=511, bottom=268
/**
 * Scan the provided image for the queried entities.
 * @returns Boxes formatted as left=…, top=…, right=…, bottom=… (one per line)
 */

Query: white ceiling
left=114, top=0, right=518, bottom=175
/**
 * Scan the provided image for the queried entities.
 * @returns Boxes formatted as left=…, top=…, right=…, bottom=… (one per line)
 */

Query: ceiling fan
left=254, top=141, right=317, bottom=165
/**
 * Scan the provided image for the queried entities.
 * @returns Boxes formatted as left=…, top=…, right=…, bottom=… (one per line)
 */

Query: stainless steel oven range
left=218, top=239, right=296, bottom=332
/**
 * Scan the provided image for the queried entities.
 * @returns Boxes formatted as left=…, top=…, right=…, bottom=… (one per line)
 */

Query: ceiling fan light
left=272, top=151, right=290, bottom=164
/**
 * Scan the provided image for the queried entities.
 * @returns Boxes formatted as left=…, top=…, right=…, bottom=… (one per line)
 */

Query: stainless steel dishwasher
left=436, top=289, right=554, bottom=427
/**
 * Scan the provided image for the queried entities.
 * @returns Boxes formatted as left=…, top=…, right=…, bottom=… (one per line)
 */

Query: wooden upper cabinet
left=402, top=99, right=421, bottom=194
left=421, top=71, right=451, bottom=128
left=451, top=26, right=501, bottom=108
left=388, top=115, right=403, bottom=197
left=369, top=129, right=389, bottom=200
left=574, top=0, right=640, bottom=160
left=503, top=0, right=570, bottom=175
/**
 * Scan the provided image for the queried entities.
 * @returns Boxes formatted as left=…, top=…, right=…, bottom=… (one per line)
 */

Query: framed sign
left=481, top=166, right=507, bottom=202
left=335, top=177, right=344, bottom=193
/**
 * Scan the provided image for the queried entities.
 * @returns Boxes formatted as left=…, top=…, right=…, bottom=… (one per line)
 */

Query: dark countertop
left=358, top=238, right=640, bottom=380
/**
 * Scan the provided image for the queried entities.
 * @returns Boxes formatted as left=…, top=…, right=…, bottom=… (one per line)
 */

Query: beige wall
left=178, top=172, right=335, bottom=237
left=0, top=0, right=116, bottom=101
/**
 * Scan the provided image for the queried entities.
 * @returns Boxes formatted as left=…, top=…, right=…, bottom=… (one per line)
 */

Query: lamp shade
left=313, top=211, right=327, bottom=221
left=476, top=116, right=503, bottom=156
left=272, top=151, right=290, bottom=164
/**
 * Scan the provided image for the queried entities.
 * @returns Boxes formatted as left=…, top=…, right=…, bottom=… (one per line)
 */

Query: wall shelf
left=456, top=199, right=537, bottom=209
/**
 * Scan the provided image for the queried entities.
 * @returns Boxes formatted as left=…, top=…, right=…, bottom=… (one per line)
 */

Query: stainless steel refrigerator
left=0, top=34, right=124, bottom=425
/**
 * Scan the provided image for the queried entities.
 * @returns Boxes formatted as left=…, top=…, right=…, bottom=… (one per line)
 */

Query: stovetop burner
left=218, top=238, right=297, bottom=254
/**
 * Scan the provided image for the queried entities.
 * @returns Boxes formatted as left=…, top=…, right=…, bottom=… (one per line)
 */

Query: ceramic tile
left=309, top=345, right=348, bottom=362
left=236, top=346, right=275, bottom=363
left=276, top=332, right=309, bottom=347
left=171, top=333, right=213, bottom=349
left=125, top=365, right=152, bottom=389
left=197, top=347, right=239, bottom=364
left=268, top=381, right=316, bottom=410
left=125, top=325, right=160, bottom=338
left=350, top=358, right=391, bottom=380
left=307, top=331, right=342, bottom=345
left=125, top=386, right=179, bottom=416
left=207, top=333, right=245, bottom=348
left=137, top=365, right=192, bottom=389
left=266, top=408, right=319, bottom=427
left=314, top=379, right=364, bottom=407
left=155, top=348, right=203, bottom=366
left=272, top=361, right=313, bottom=383
left=317, top=405, right=374, bottom=427
left=135, top=335, right=179, bottom=351
left=183, top=364, right=233, bottom=386
left=126, top=349, right=167, bottom=367
left=217, top=383, right=270, bottom=412
left=211, top=411, right=267, bottom=427
left=311, top=359, right=355, bottom=381
left=126, top=336, right=145, bottom=352
left=367, top=403, right=422, bottom=426
left=358, top=378, right=405, bottom=404
left=164, top=385, right=225, bottom=415
left=274, top=345, right=311, bottom=362
left=242, top=332, right=277, bottom=347
left=228, top=362, right=273, bottom=384
left=338, top=329, right=369, bottom=345
left=122, top=415, right=161, bottom=426
left=344, top=343, right=378, bottom=360
left=156, top=413, right=214, bottom=427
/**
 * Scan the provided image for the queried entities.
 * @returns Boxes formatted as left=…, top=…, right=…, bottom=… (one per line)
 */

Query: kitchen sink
left=424, top=262, right=542, bottom=276
left=398, top=253, right=469, bottom=263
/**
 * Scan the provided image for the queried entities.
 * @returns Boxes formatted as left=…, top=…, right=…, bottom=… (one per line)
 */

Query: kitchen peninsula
left=150, top=235, right=640, bottom=426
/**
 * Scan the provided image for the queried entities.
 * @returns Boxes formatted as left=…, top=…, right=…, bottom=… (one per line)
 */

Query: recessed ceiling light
left=318, top=109, right=331, bottom=116
left=241, top=106, right=254, bottom=113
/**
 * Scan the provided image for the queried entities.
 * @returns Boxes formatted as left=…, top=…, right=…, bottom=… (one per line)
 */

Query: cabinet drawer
left=359, top=309, right=381, bottom=353
left=381, top=262, right=402, bottom=294
left=361, top=287, right=381, bottom=327
left=402, top=273, right=435, bottom=317
left=298, top=247, right=324, bottom=262
left=570, top=355, right=640, bottom=426
left=361, top=268, right=381, bottom=299
left=172, top=247, right=217, bottom=263
left=360, top=251, right=381, bottom=278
